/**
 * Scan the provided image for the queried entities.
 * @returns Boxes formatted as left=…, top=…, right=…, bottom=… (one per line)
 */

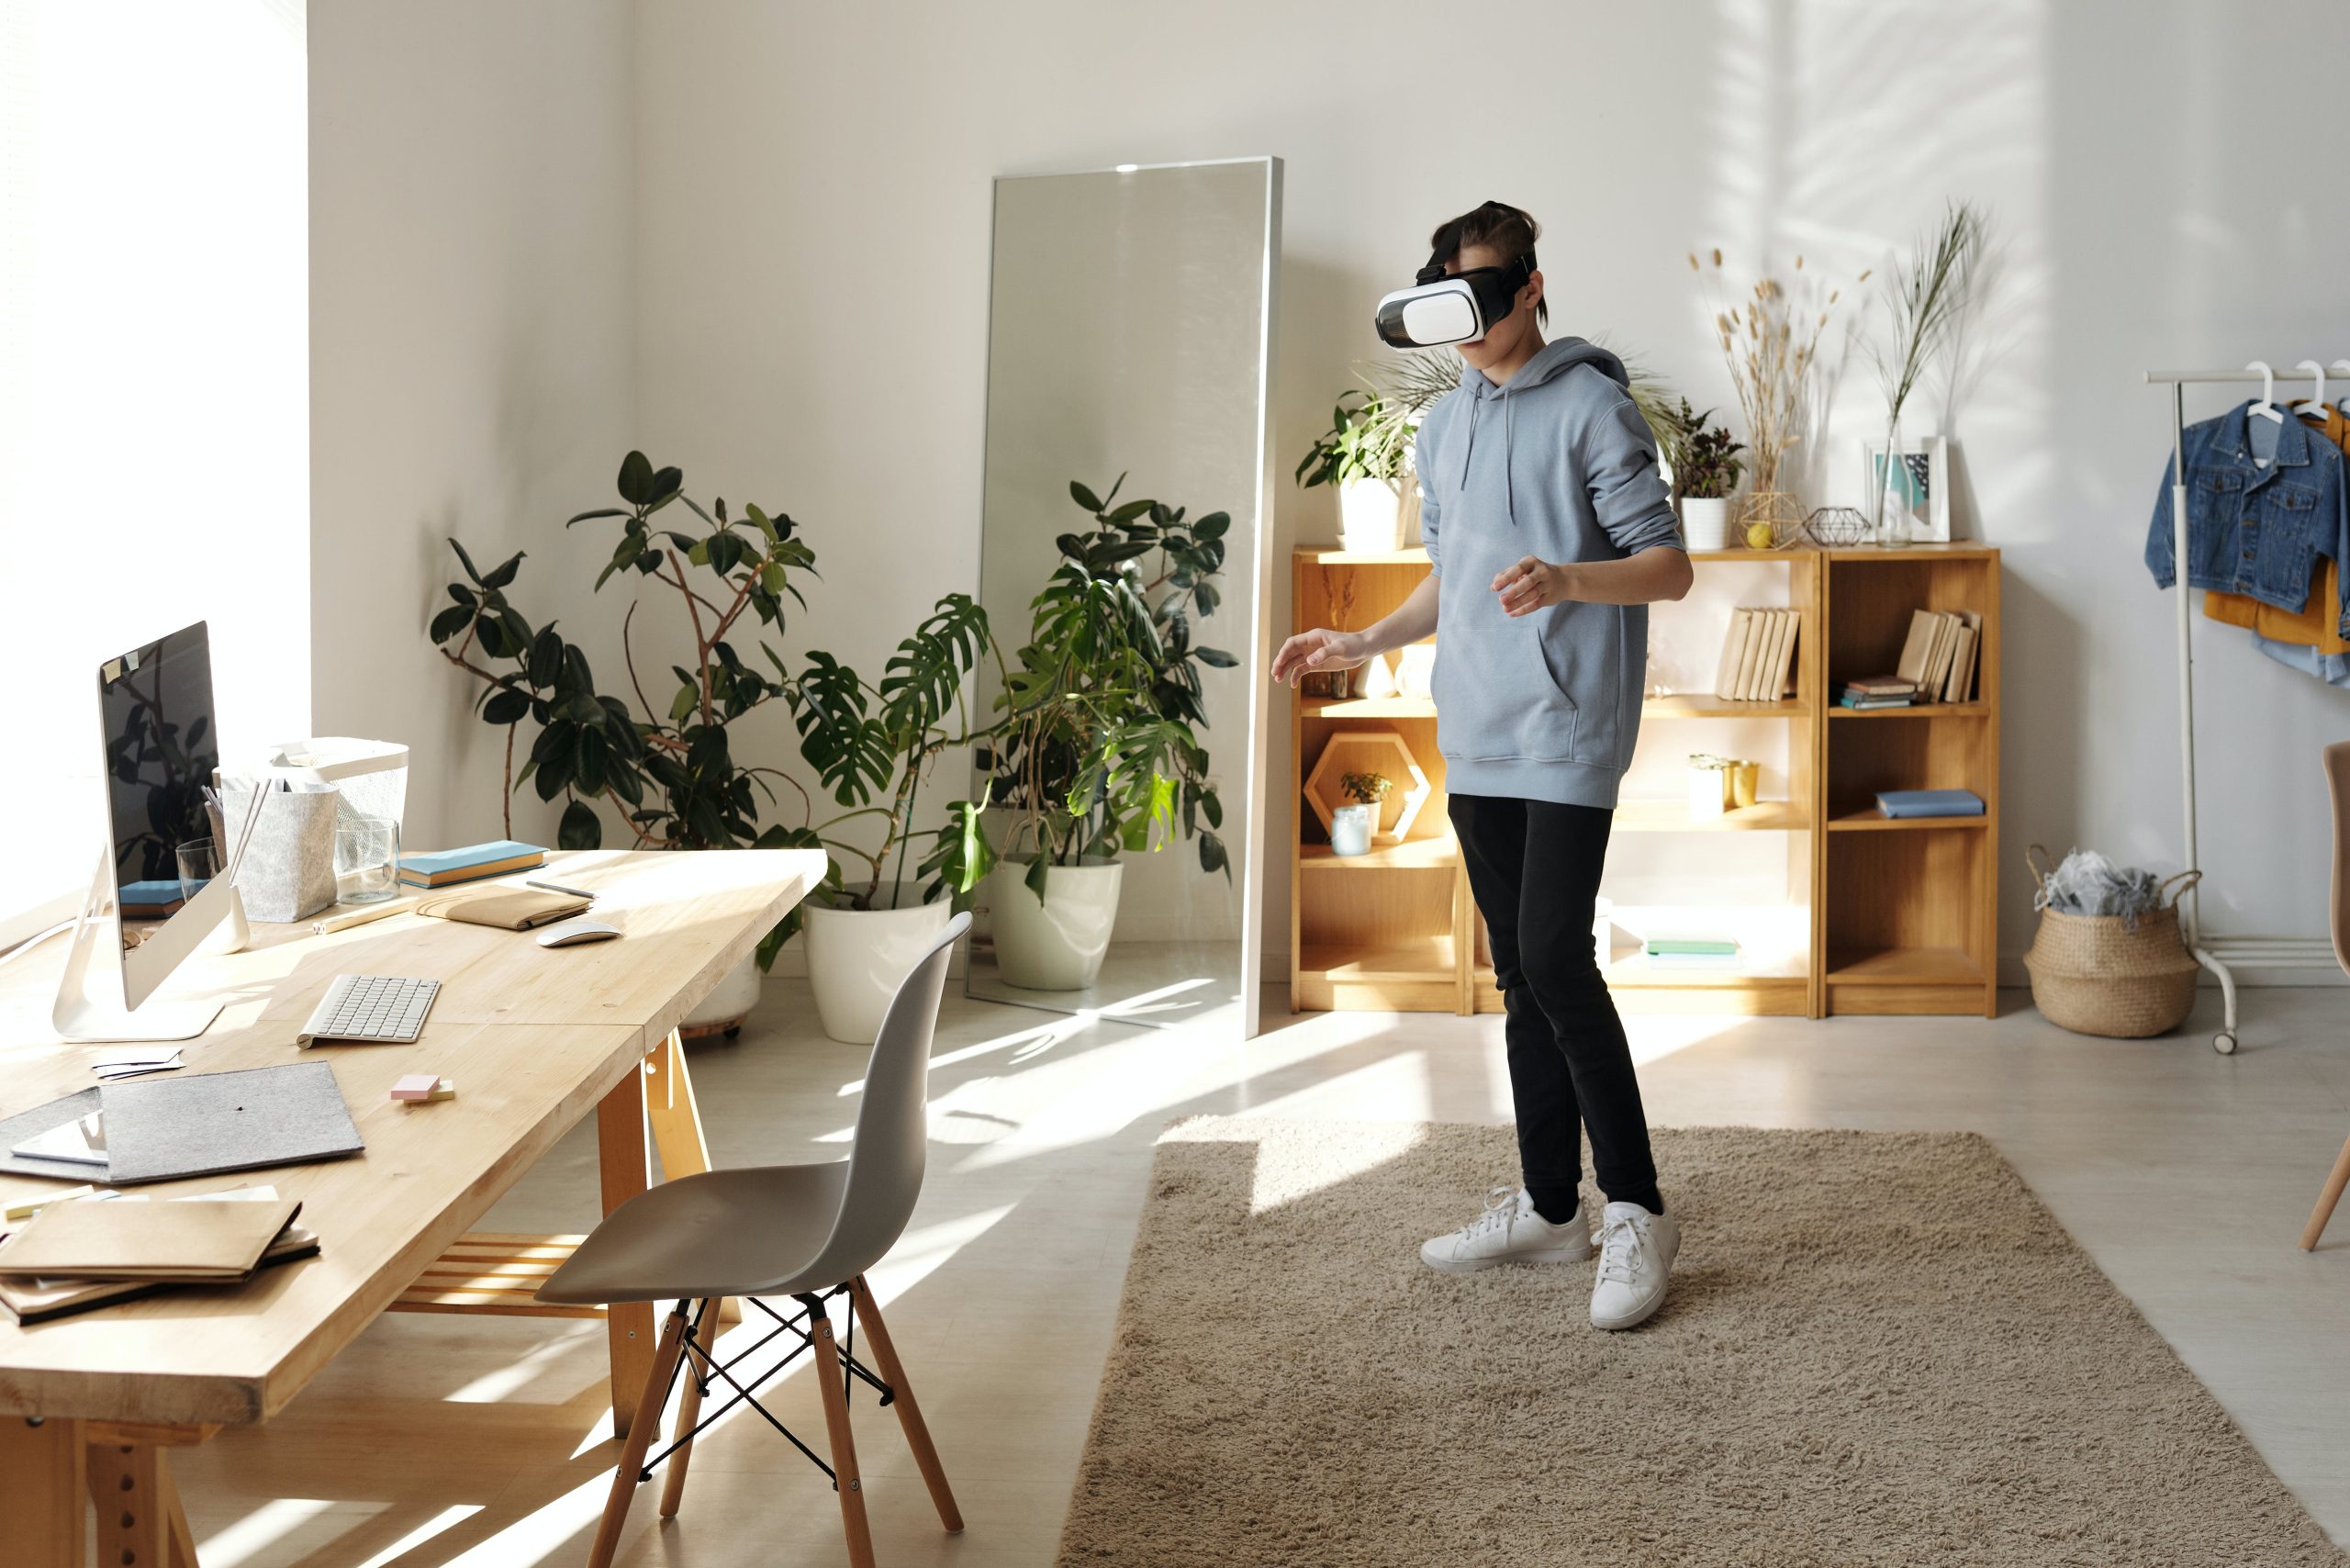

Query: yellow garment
left=2203, top=407, right=2350, bottom=653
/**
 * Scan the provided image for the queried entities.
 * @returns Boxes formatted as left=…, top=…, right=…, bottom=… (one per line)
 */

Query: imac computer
left=51, top=621, right=241, bottom=1042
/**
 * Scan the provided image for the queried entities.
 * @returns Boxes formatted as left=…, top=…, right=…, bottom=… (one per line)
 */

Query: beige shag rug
left=1057, top=1120, right=2346, bottom=1567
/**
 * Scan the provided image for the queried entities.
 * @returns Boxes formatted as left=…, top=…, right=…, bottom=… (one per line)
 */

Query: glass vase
left=1872, top=418, right=1914, bottom=547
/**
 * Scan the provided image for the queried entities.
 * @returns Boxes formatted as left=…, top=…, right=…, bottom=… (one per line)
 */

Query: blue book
left=118, top=879, right=186, bottom=913
left=397, top=840, right=546, bottom=887
left=1875, top=790, right=1985, bottom=819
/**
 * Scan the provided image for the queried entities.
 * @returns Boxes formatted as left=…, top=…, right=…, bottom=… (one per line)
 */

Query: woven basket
left=2021, top=846, right=2200, bottom=1038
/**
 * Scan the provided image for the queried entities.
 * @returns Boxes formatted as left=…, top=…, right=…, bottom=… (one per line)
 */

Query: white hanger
left=2247, top=361, right=2284, bottom=423
left=2292, top=360, right=2331, bottom=420
left=2333, top=360, right=2350, bottom=418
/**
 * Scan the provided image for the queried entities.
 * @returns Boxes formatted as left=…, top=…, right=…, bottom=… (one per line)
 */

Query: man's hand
left=1271, top=627, right=1371, bottom=686
left=1494, top=555, right=1574, bottom=617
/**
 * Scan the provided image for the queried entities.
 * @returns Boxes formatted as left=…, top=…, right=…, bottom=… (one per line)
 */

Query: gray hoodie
left=1416, top=338, right=1683, bottom=809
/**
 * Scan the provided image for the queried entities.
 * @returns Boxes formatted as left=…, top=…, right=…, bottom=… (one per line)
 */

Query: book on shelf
left=1838, top=691, right=1913, bottom=710
left=1713, top=606, right=1798, bottom=701
left=397, top=840, right=547, bottom=888
left=1874, top=789, right=1985, bottom=818
left=1644, top=936, right=1740, bottom=957
left=1886, top=609, right=1982, bottom=705
left=1845, top=675, right=1916, bottom=697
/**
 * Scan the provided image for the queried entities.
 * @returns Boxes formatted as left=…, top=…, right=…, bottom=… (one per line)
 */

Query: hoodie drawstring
left=1459, top=388, right=1519, bottom=529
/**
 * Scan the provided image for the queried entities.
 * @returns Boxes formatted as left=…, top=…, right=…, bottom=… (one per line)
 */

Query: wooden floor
left=169, top=971, right=2350, bottom=1565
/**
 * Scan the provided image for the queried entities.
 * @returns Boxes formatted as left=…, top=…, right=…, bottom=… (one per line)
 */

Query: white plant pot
left=682, top=951, right=763, bottom=1038
left=1338, top=477, right=1404, bottom=554
left=1329, top=804, right=1375, bottom=857
left=987, top=857, right=1123, bottom=991
left=803, top=885, right=956, bottom=1046
left=1680, top=496, right=1733, bottom=552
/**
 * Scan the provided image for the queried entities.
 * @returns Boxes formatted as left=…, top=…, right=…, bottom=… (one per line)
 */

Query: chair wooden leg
left=658, top=1298, right=720, bottom=1519
left=587, top=1304, right=689, bottom=1568
left=850, top=1275, right=963, bottom=1532
left=811, top=1304, right=877, bottom=1568
left=2301, top=1128, right=2350, bottom=1250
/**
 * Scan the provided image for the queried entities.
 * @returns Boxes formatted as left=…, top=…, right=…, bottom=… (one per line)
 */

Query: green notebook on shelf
left=1644, top=936, right=1740, bottom=957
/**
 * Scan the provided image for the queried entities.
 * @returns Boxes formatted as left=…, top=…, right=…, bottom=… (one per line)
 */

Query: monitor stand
left=51, top=854, right=226, bottom=1043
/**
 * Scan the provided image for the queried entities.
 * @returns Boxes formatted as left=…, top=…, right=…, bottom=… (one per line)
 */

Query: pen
left=527, top=879, right=596, bottom=900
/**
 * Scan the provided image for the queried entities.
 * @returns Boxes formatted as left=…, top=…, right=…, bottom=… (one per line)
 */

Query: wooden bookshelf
left=1287, top=543, right=1999, bottom=1019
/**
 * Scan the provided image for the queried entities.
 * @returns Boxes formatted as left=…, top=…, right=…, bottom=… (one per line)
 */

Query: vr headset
left=1374, top=209, right=1536, bottom=349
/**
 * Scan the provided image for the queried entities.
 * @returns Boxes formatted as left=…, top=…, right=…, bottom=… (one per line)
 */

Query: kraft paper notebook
left=0, top=1223, right=319, bottom=1324
left=0, top=1194, right=301, bottom=1281
left=415, top=888, right=592, bottom=931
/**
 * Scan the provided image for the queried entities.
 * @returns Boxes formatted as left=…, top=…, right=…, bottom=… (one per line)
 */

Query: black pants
left=1449, top=793, right=1662, bottom=1216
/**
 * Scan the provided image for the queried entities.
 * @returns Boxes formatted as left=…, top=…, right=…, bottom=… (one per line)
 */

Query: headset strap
left=1415, top=207, right=1535, bottom=289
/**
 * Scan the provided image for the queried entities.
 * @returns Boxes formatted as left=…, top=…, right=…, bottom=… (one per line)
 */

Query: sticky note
left=390, top=1074, right=454, bottom=1103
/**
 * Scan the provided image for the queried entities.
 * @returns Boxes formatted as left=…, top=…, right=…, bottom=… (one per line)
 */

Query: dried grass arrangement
left=1691, top=249, right=1865, bottom=520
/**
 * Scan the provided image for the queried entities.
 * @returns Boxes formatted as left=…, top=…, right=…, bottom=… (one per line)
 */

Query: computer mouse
left=536, top=918, right=621, bottom=948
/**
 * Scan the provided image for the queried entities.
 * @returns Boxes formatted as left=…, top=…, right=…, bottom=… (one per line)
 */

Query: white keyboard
left=297, top=974, right=441, bottom=1046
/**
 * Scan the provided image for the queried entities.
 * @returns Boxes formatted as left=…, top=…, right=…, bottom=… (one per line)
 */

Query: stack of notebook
left=1839, top=676, right=1919, bottom=710
left=1643, top=935, right=1740, bottom=966
left=0, top=1188, right=318, bottom=1324
left=397, top=839, right=548, bottom=889
left=1712, top=608, right=1801, bottom=702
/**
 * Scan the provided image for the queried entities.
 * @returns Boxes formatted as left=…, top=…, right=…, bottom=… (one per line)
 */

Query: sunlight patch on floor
left=196, top=1499, right=361, bottom=1568
left=351, top=1505, right=484, bottom=1568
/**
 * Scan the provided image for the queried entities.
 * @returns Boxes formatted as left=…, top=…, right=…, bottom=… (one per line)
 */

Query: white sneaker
left=1418, top=1186, right=1593, bottom=1274
left=1588, top=1201, right=1679, bottom=1329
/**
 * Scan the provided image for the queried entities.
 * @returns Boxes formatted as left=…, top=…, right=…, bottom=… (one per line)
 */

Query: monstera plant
left=429, top=452, right=994, bottom=982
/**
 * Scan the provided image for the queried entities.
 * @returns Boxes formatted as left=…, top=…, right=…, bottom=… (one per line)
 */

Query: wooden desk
left=0, top=847, right=822, bottom=1568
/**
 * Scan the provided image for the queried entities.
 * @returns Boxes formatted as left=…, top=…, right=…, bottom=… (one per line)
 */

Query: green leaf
left=1024, top=853, right=1050, bottom=904
left=483, top=689, right=530, bottom=725
left=447, top=583, right=477, bottom=607
left=558, top=799, right=601, bottom=851
left=1193, top=645, right=1237, bottom=668
left=617, top=450, right=655, bottom=506
left=566, top=508, right=629, bottom=526
left=789, top=650, right=891, bottom=805
left=528, top=628, right=563, bottom=687
left=1109, top=498, right=1154, bottom=523
left=449, top=537, right=484, bottom=585
left=428, top=605, right=473, bottom=644
left=1069, top=479, right=1103, bottom=513
left=669, top=683, right=699, bottom=723
left=650, top=465, right=683, bottom=503
left=1192, top=511, right=1231, bottom=541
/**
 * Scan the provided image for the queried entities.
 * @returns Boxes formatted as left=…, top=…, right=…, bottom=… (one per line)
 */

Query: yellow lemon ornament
left=1744, top=521, right=1775, bottom=550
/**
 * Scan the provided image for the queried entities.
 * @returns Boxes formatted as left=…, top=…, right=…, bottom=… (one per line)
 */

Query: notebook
left=1876, top=789, right=1986, bottom=818
left=397, top=840, right=547, bottom=888
left=415, top=888, right=592, bottom=931
left=96, top=1061, right=365, bottom=1186
left=0, top=1222, right=318, bottom=1325
left=0, top=1193, right=300, bottom=1281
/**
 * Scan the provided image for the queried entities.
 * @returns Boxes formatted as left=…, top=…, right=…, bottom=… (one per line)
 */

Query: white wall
left=308, top=0, right=637, bottom=857
left=627, top=0, right=2350, bottom=975
left=0, top=0, right=309, bottom=946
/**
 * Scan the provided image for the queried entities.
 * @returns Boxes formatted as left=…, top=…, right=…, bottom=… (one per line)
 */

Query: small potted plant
left=1295, top=389, right=1413, bottom=553
left=1331, top=771, right=1392, bottom=857
left=1669, top=402, right=1745, bottom=551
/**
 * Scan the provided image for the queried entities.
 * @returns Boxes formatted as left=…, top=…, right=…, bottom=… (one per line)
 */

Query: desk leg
left=597, top=1064, right=655, bottom=1440
left=0, top=1416, right=86, bottom=1568
left=88, top=1438, right=197, bottom=1568
left=643, top=1030, right=738, bottom=1326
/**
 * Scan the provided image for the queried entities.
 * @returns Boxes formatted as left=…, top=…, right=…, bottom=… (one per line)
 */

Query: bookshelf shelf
left=1642, top=694, right=1811, bottom=719
left=1287, top=543, right=1998, bottom=1019
left=1829, top=702, right=1991, bottom=719
left=1615, top=800, right=1807, bottom=833
left=1827, top=809, right=1989, bottom=832
left=1300, top=839, right=1459, bottom=871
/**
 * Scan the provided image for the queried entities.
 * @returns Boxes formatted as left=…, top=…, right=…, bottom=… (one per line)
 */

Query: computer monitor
left=52, top=620, right=238, bottom=1041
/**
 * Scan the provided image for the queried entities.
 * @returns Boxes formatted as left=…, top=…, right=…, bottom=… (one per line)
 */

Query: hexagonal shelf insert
left=1304, top=728, right=1430, bottom=845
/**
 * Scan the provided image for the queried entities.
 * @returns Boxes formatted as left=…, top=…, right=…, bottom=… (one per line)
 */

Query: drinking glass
left=337, top=817, right=401, bottom=904
left=175, top=837, right=222, bottom=903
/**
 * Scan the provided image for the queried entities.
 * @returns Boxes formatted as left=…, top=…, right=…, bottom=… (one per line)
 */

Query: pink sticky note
left=390, top=1073, right=442, bottom=1102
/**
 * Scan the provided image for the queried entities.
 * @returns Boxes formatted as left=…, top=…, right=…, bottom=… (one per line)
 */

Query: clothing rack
left=2142, top=367, right=2343, bottom=1053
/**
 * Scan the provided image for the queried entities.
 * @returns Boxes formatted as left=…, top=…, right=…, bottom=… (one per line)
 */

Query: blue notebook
left=1876, top=789, right=1985, bottom=819
left=397, top=840, right=546, bottom=887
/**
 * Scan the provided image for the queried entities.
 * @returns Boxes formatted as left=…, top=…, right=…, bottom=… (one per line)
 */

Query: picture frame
left=1861, top=434, right=1951, bottom=542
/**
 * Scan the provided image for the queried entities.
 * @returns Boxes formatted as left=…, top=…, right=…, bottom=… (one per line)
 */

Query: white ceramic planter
left=1330, top=803, right=1375, bottom=857
left=1680, top=496, right=1733, bottom=552
left=1338, top=477, right=1404, bottom=554
left=682, top=952, right=763, bottom=1039
left=988, top=857, right=1123, bottom=991
left=803, top=886, right=956, bottom=1045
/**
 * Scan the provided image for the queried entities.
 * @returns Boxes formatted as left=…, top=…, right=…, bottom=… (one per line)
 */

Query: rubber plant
left=429, top=451, right=995, bottom=968
left=977, top=475, right=1233, bottom=902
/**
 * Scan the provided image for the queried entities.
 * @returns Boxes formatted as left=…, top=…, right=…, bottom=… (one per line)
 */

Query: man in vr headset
left=1274, top=200, right=1694, bottom=1331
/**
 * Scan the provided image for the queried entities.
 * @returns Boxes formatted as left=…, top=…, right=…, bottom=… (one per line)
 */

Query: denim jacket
left=2145, top=403, right=2350, bottom=633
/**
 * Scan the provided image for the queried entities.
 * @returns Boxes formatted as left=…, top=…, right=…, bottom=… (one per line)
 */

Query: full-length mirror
left=966, top=159, right=1281, bottom=1035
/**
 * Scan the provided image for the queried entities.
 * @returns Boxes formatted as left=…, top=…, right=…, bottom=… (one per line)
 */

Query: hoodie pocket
left=1535, top=603, right=1626, bottom=767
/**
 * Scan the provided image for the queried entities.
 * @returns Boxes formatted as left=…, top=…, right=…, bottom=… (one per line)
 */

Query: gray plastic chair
left=542, top=913, right=969, bottom=1568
